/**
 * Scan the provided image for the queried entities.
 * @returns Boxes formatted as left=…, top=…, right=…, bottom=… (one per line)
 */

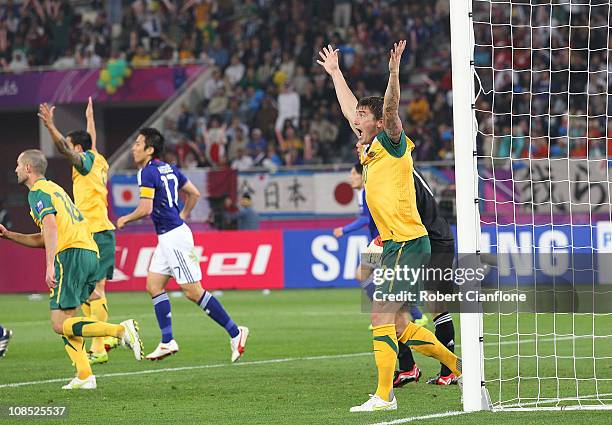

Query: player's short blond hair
left=20, top=149, right=48, bottom=175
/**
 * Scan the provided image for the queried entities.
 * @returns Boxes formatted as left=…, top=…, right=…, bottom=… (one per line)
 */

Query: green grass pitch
left=0, top=288, right=611, bottom=424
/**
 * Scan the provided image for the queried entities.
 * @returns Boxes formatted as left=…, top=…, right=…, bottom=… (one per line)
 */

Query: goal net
left=451, top=0, right=612, bottom=411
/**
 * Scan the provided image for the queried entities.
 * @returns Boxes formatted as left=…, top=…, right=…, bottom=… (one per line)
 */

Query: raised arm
left=383, top=40, right=406, bottom=143
left=0, top=224, right=44, bottom=248
left=85, top=96, right=97, bottom=151
left=38, top=103, right=83, bottom=167
left=26, top=0, right=45, bottom=21
left=316, top=45, right=359, bottom=136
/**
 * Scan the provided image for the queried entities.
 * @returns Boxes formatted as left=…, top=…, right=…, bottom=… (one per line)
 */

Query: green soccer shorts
left=92, top=230, right=116, bottom=281
left=50, top=248, right=99, bottom=310
left=375, top=236, right=431, bottom=300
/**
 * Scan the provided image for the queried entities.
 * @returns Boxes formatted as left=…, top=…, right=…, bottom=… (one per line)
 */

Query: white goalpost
left=450, top=0, right=489, bottom=413
left=451, top=0, right=612, bottom=412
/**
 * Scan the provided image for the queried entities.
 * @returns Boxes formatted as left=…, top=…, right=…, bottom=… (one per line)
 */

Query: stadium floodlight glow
left=451, top=0, right=612, bottom=412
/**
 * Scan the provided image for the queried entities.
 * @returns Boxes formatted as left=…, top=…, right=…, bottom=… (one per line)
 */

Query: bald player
left=0, top=150, right=142, bottom=389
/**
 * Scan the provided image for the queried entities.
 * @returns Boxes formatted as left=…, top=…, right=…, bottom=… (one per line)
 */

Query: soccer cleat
left=103, top=336, right=119, bottom=352
left=350, top=394, right=397, bottom=412
left=426, top=372, right=460, bottom=385
left=414, top=315, right=429, bottom=327
left=230, top=326, right=249, bottom=363
left=62, top=375, right=97, bottom=390
left=146, top=339, right=179, bottom=361
left=0, top=328, right=12, bottom=358
left=393, top=364, right=421, bottom=387
left=120, top=319, right=144, bottom=360
left=88, top=351, right=109, bottom=365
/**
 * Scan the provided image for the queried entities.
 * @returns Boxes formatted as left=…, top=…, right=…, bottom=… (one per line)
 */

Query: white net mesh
left=471, top=0, right=612, bottom=410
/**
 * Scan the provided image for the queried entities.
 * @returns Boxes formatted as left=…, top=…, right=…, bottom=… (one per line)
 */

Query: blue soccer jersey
left=137, top=159, right=188, bottom=234
left=341, top=188, right=379, bottom=240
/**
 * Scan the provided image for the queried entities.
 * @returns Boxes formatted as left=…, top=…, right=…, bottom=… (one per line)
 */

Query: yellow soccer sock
left=372, top=324, right=398, bottom=402
left=81, top=302, right=91, bottom=317
left=62, top=317, right=124, bottom=339
left=399, top=322, right=462, bottom=376
left=89, top=298, right=109, bottom=354
left=63, top=335, right=92, bottom=380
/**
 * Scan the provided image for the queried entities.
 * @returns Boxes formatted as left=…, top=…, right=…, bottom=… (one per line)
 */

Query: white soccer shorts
left=149, top=223, right=202, bottom=284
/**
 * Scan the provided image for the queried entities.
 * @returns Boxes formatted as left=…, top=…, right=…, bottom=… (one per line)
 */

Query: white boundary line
left=6, top=311, right=364, bottom=327
left=0, top=334, right=603, bottom=389
left=1, top=345, right=609, bottom=425
left=368, top=391, right=612, bottom=425
left=0, top=352, right=370, bottom=389
left=368, top=410, right=468, bottom=425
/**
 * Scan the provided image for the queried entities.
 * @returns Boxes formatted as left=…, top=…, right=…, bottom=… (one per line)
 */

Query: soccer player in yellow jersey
left=318, top=41, right=461, bottom=412
left=38, top=98, right=117, bottom=365
left=0, top=150, right=143, bottom=390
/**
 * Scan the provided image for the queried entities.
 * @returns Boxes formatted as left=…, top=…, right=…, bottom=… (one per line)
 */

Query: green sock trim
left=404, top=339, right=434, bottom=347
left=72, top=321, right=95, bottom=337
left=374, top=335, right=399, bottom=355
left=62, top=336, right=76, bottom=351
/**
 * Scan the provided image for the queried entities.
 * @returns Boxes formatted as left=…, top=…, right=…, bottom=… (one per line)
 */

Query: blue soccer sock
left=0, top=325, right=4, bottom=337
left=197, top=291, right=239, bottom=338
left=410, top=305, right=423, bottom=320
left=152, top=292, right=173, bottom=343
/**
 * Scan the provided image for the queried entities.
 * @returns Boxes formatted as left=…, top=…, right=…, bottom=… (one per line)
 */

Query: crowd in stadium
left=0, top=0, right=455, bottom=168
left=153, top=0, right=455, bottom=168
left=473, top=1, right=612, bottom=162
left=2, top=1, right=609, bottom=168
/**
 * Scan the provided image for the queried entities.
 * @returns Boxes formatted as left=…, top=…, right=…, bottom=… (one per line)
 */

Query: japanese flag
left=112, top=183, right=139, bottom=208
left=314, top=172, right=358, bottom=214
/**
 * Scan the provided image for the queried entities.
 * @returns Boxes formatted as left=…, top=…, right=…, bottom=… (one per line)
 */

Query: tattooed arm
left=38, top=103, right=83, bottom=168
left=383, top=40, right=407, bottom=143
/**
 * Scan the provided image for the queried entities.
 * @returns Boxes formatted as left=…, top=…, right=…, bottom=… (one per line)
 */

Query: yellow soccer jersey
left=28, top=178, right=98, bottom=255
left=72, top=150, right=115, bottom=233
left=360, top=130, right=428, bottom=242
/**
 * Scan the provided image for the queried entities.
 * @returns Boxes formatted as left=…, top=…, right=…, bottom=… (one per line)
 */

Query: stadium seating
left=0, top=0, right=458, bottom=167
